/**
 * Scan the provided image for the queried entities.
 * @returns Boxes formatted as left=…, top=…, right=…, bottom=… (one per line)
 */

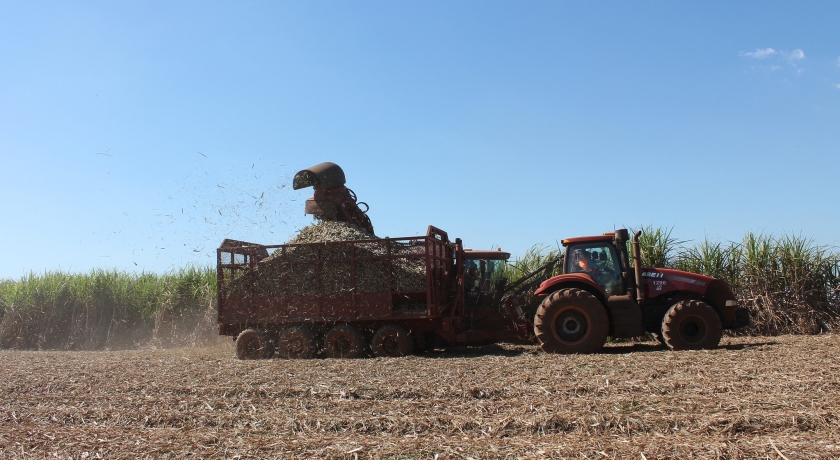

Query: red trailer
left=217, top=226, right=524, bottom=359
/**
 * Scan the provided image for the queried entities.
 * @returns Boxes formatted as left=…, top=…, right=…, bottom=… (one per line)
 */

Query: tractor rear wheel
left=661, top=300, right=722, bottom=350
left=276, top=326, right=317, bottom=359
left=370, top=324, right=414, bottom=357
left=235, top=328, right=273, bottom=360
left=533, top=288, right=609, bottom=354
left=323, top=324, right=366, bottom=359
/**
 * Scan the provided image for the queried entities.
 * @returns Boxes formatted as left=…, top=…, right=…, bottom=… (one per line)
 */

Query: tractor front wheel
left=661, top=300, right=722, bottom=350
left=533, top=288, right=609, bottom=354
left=276, top=326, right=317, bottom=359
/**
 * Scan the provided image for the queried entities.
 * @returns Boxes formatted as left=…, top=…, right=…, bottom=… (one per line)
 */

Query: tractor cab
left=463, top=249, right=510, bottom=308
left=562, top=236, right=628, bottom=296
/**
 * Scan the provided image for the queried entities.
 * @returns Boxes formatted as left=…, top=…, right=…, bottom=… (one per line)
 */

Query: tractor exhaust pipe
left=632, top=231, right=644, bottom=302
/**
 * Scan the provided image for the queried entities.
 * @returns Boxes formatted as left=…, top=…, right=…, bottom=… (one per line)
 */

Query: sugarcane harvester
left=292, top=162, right=374, bottom=234
left=217, top=162, right=750, bottom=359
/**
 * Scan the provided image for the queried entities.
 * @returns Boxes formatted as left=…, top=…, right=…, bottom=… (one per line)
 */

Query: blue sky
left=2, top=1, right=839, bottom=278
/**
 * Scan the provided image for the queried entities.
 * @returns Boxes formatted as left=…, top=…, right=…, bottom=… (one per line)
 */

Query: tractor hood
left=640, top=268, right=715, bottom=294
left=640, top=268, right=741, bottom=327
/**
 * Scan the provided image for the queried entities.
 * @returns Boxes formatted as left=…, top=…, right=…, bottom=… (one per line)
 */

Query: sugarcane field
left=3, top=165, right=840, bottom=457
left=5, top=4, right=840, bottom=458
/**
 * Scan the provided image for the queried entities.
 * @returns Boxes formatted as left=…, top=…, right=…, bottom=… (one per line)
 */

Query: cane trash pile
left=224, top=221, right=427, bottom=299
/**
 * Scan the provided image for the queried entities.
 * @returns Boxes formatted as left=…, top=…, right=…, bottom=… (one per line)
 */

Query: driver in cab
left=576, top=250, right=599, bottom=277
left=576, top=249, right=621, bottom=295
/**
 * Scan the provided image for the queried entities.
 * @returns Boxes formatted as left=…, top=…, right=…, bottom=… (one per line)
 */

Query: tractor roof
left=562, top=233, right=615, bottom=246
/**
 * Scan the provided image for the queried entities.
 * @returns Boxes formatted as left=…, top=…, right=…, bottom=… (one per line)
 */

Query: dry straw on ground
left=2, top=334, right=838, bottom=459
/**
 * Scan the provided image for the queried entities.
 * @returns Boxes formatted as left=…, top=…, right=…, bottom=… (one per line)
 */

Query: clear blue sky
left=2, top=1, right=839, bottom=278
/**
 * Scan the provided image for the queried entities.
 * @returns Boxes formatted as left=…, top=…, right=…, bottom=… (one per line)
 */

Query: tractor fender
left=534, top=273, right=607, bottom=303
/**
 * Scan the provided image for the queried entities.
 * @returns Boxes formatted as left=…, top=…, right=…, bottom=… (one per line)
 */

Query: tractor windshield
left=465, top=258, right=508, bottom=307
left=567, top=244, right=624, bottom=295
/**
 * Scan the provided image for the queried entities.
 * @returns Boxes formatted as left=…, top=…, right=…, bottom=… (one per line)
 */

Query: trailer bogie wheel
left=323, top=324, right=366, bottom=359
left=276, top=326, right=317, bottom=359
left=533, top=288, right=609, bottom=354
left=370, top=324, right=414, bottom=357
left=261, top=332, right=276, bottom=359
left=661, top=300, right=722, bottom=351
left=235, top=328, right=273, bottom=360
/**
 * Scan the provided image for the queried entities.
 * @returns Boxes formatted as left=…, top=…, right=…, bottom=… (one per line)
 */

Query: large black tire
left=276, top=326, right=317, bottom=359
left=235, top=328, right=273, bottom=360
left=533, top=289, right=609, bottom=354
left=370, top=324, right=414, bottom=357
left=661, top=300, right=722, bottom=351
left=323, top=324, right=366, bottom=359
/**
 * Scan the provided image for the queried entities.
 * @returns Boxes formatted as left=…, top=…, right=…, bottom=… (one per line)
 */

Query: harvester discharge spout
left=293, top=162, right=374, bottom=234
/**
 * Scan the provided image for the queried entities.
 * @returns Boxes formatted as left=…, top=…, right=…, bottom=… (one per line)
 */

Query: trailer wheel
left=533, top=288, right=609, bottom=354
left=323, top=324, right=366, bottom=359
left=370, top=324, right=414, bottom=357
left=236, top=328, right=272, bottom=360
left=276, top=326, right=317, bottom=359
left=260, top=331, right=276, bottom=359
left=661, top=300, right=722, bottom=351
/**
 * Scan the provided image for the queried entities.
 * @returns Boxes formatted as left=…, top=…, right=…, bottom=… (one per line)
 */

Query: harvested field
left=2, top=335, right=838, bottom=459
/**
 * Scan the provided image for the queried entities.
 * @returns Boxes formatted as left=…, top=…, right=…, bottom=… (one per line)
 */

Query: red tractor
left=517, top=229, right=750, bottom=352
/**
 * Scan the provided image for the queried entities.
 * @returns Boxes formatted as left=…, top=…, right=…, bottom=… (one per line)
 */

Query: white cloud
left=836, top=84, right=840, bottom=89
left=740, top=48, right=776, bottom=58
left=784, top=49, right=806, bottom=61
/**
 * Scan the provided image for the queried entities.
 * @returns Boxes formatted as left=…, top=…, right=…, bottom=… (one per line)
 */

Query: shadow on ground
left=416, top=340, right=780, bottom=358
left=600, top=340, right=778, bottom=354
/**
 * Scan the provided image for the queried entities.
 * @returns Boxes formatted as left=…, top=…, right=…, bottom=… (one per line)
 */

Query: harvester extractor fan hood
left=293, top=162, right=346, bottom=190
left=292, top=161, right=374, bottom=234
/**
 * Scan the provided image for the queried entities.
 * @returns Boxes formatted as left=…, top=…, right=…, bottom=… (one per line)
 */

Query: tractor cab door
left=566, top=243, right=625, bottom=296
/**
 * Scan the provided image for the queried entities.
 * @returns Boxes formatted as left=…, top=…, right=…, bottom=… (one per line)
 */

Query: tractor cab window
left=465, top=258, right=507, bottom=307
left=567, top=244, right=624, bottom=295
